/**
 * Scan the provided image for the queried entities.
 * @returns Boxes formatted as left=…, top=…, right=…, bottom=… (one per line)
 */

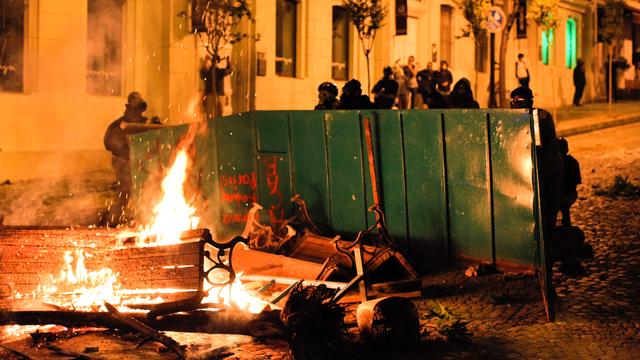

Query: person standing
left=572, top=59, right=586, bottom=107
left=515, top=53, right=530, bottom=88
left=200, top=55, right=233, bottom=120
left=394, top=59, right=409, bottom=109
left=416, top=62, right=434, bottom=108
left=558, top=138, right=581, bottom=227
left=448, top=78, right=480, bottom=109
left=372, top=67, right=399, bottom=109
left=103, top=92, right=150, bottom=226
left=436, top=60, right=453, bottom=97
left=403, top=55, right=419, bottom=108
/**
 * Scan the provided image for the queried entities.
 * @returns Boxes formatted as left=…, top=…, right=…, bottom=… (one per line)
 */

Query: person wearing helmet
left=338, top=79, right=373, bottom=109
left=315, top=82, right=339, bottom=110
left=372, top=66, right=399, bottom=109
left=510, top=86, right=563, bottom=280
left=103, top=91, right=152, bottom=227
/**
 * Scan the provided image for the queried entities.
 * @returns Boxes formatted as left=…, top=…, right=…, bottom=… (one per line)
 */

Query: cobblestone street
left=403, top=123, right=640, bottom=359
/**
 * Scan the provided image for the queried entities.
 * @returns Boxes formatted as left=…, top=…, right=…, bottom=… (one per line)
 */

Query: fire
left=202, top=272, right=267, bottom=314
left=136, top=150, right=199, bottom=246
left=33, top=249, right=121, bottom=312
left=11, top=137, right=265, bottom=321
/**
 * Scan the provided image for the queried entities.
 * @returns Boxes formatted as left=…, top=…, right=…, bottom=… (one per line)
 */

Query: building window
left=541, top=29, right=553, bottom=65
left=474, top=35, right=488, bottom=73
left=440, top=5, right=453, bottom=65
left=332, top=6, right=349, bottom=81
left=0, top=0, right=24, bottom=93
left=276, top=0, right=298, bottom=77
left=566, top=18, right=577, bottom=68
left=87, top=0, right=123, bottom=95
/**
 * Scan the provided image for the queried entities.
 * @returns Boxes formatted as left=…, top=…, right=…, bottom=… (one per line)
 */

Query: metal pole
left=489, top=33, right=497, bottom=108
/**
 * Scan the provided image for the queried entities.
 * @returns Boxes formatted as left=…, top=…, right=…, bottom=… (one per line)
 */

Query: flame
left=36, top=249, right=121, bottom=312
left=13, top=135, right=265, bottom=320
left=202, top=273, right=267, bottom=314
left=137, top=150, right=199, bottom=246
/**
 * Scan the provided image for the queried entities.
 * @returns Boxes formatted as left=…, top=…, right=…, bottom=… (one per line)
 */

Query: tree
left=342, top=0, right=388, bottom=94
left=197, top=0, right=254, bottom=119
left=600, top=0, right=625, bottom=111
left=461, top=0, right=491, bottom=97
left=528, top=0, right=559, bottom=116
left=497, top=1, right=523, bottom=108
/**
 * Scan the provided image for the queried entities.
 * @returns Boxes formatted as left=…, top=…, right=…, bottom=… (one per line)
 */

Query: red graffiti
left=220, top=189, right=257, bottom=204
left=261, top=156, right=285, bottom=226
left=220, top=172, right=257, bottom=191
left=223, top=212, right=249, bottom=224
left=263, top=157, right=280, bottom=195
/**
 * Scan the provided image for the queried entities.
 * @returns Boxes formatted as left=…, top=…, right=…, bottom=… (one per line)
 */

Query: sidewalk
left=553, top=100, right=640, bottom=137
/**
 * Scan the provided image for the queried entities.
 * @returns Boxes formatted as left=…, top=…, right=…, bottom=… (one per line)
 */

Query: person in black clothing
left=371, top=67, right=399, bottom=109
left=436, top=60, right=453, bottom=96
left=510, top=86, right=563, bottom=240
left=558, top=138, right=581, bottom=227
left=416, top=62, right=434, bottom=108
left=338, top=79, right=373, bottom=109
left=103, top=92, right=151, bottom=226
left=448, top=78, right=480, bottom=109
left=572, top=59, right=586, bottom=107
left=314, top=82, right=340, bottom=110
left=422, top=81, right=449, bottom=109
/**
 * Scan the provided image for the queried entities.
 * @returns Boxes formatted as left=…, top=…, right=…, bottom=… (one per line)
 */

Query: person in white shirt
left=515, top=53, right=530, bottom=88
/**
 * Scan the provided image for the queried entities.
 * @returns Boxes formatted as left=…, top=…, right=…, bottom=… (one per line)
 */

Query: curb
left=557, top=114, right=640, bottom=137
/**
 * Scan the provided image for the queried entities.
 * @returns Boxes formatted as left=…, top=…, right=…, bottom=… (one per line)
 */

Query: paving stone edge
left=557, top=113, right=640, bottom=137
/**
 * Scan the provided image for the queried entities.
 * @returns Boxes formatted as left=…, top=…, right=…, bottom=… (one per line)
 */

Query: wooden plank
left=232, top=246, right=323, bottom=280
left=106, top=241, right=202, bottom=259
left=118, top=277, right=201, bottom=290
left=116, top=266, right=200, bottom=282
left=103, top=253, right=202, bottom=269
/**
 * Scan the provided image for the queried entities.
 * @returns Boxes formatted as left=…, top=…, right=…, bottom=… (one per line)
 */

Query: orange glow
left=14, top=131, right=265, bottom=318
left=202, top=272, right=267, bottom=314
left=34, top=249, right=121, bottom=312
left=136, top=150, right=199, bottom=246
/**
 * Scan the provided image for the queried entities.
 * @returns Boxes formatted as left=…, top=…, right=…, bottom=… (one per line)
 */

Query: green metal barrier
left=129, top=109, right=541, bottom=268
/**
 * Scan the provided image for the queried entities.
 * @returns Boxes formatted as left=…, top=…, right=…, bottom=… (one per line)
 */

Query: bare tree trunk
left=211, top=64, right=219, bottom=120
left=365, top=52, right=371, bottom=96
left=498, top=2, right=521, bottom=108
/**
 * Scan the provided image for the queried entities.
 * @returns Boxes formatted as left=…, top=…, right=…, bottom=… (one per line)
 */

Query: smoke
left=0, top=152, right=115, bottom=226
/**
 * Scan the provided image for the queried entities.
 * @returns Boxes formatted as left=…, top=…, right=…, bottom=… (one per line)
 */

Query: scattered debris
left=594, top=175, right=640, bottom=199
left=281, top=283, right=346, bottom=359
left=464, top=263, right=498, bottom=278
left=421, top=301, right=472, bottom=343
left=357, top=296, right=420, bottom=345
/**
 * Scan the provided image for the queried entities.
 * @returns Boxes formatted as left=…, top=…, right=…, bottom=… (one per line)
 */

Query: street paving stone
left=411, top=128, right=640, bottom=359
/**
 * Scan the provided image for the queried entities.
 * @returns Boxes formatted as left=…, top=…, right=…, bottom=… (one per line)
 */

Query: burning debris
left=0, top=119, right=427, bottom=359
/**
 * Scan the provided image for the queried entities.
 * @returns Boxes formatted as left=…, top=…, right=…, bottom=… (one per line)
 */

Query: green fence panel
left=402, top=111, right=448, bottom=260
left=289, top=112, right=332, bottom=231
left=215, top=113, right=257, bottom=239
left=490, top=111, right=537, bottom=265
left=325, top=111, right=367, bottom=236
left=444, top=110, right=493, bottom=261
left=256, top=111, right=289, bottom=153
left=360, top=110, right=409, bottom=253
left=128, top=110, right=542, bottom=268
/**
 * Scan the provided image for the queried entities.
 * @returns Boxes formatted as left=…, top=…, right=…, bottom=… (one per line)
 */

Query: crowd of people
left=314, top=56, right=477, bottom=111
